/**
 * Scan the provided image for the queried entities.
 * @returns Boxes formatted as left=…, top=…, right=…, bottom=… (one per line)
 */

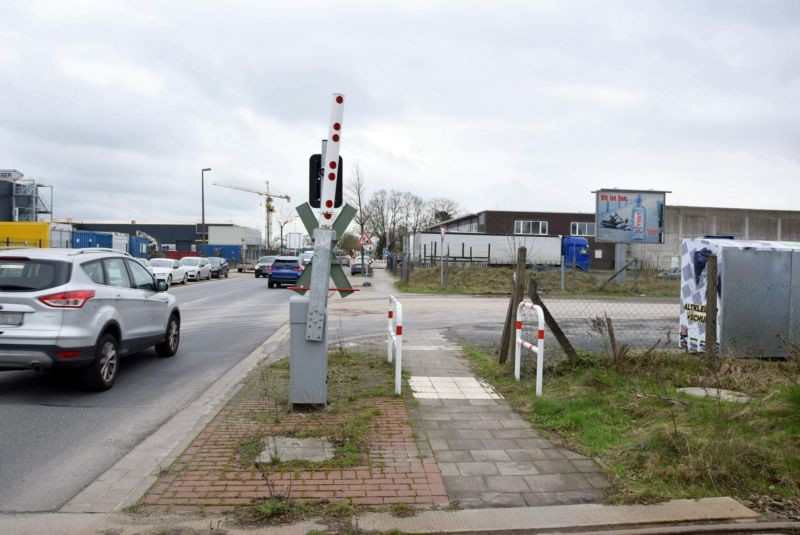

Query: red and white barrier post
left=387, top=295, right=403, bottom=395
left=515, top=300, right=545, bottom=396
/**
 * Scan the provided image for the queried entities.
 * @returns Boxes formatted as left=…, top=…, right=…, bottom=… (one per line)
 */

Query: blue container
left=561, top=236, right=590, bottom=271
left=128, top=236, right=149, bottom=258
left=204, top=244, right=242, bottom=263
left=72, top=230, right=113, bottom=249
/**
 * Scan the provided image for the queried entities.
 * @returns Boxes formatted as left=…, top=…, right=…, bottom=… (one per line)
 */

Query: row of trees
left=345, top=163, right=459, bottom=255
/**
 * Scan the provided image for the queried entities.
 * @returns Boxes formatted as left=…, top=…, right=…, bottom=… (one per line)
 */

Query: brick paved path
left=403, top=329, right=611, bottom=508
left=141, top=398, right=446, bottom=512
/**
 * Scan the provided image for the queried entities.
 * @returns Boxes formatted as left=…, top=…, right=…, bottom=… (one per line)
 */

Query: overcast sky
left=1, top=0, right=799, bottom=235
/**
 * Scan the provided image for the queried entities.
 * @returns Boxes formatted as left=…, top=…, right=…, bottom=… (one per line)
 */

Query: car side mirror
left=156, top=280, right=169, bottom=292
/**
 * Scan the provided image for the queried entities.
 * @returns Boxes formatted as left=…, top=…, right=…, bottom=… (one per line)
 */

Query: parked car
left=338, top=255, right=350, bottom=267
left=180, top=257, right=211, bottom=281
left=267, top=256, right=304, bottom=288
left=0, top=248, right=180, bottom=391
left=149, top=258, right=187, bottom=286
left=657, top=267, right=682, bottom=280
left=351, top=257, right=365, bottom=275
left=300, top=251, right=313, bottom=266
left=209, top=257, right=229, bottom=278
left=254, top=256, right=277, bottom=278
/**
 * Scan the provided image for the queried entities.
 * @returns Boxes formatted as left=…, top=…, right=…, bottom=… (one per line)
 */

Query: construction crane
left=212, top=180, right=291, bottom=253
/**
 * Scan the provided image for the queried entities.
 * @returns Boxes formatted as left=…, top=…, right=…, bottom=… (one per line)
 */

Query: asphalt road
left=0, top=273, right=291, bottom=512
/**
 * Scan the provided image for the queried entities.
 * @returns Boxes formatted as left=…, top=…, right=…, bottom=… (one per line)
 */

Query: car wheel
left=268, top=279, right=274, bottom=288
left=155, top=314, right=180, bottom=358
left=255, top=272, right=260, bottom=278
left=167, top=275, right=172, bottom=287
left=225, top=271, right=229, bottom=278
left=182, top=274, right=188, bottom=284
left=83, top=333, right=119, bottom=391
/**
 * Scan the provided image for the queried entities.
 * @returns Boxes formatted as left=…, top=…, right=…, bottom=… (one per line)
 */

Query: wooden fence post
left=500, top=247, right=527, bottom=364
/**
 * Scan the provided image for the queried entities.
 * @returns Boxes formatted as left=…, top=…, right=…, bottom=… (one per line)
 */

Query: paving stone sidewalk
left=401, top=329, right=611, bottom=508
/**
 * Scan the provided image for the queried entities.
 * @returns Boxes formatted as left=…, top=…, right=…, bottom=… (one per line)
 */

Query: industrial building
left=433, top=206, right=800, bottom=270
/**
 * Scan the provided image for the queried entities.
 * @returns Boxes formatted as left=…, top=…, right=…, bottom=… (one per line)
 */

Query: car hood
left=152, top=267, right=176, bottom=275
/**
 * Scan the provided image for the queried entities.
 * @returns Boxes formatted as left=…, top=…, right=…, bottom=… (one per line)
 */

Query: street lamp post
left=201, top=168, right=212, bottom=245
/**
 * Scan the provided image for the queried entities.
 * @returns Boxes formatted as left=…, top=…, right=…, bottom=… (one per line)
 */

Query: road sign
left=439, top=225, right=446, bottom=240
left=0, top=169, right=23, bottom=181
left=383, top=248, right=390, bottom=257
left=359, top=232, right=372, bottom=246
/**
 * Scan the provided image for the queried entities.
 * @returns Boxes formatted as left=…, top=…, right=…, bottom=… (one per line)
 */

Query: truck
left=411, top=232, right=589, bottom=269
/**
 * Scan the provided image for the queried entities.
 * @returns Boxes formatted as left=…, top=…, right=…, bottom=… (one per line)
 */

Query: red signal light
left=333, top=123, right=341, bottom=131
left=336, top=96, right=343, bottom=104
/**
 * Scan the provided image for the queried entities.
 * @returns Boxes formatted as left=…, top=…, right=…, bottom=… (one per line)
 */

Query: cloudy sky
left=1, top=0, right=798, bottom=235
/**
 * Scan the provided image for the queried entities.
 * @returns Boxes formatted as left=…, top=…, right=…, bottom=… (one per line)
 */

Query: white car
left=149, top=258, right=188, bottom=286
left=180, top=256, right=211, bottom=281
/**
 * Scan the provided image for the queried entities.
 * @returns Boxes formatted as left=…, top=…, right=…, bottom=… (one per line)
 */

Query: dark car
left=268, top=256, right=304, bottom=288
left=350, top=257, right=365, bottom=275
left=254, top=256, right=277, bottom=278
left=209, top=257, right=229, bottom=278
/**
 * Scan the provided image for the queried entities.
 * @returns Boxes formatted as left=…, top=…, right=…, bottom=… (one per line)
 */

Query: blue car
left=267, top=256, right=304, bottom=288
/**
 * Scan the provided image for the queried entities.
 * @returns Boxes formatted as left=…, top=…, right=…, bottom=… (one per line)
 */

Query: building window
left=514, top=220, right=548, bottom=235
left=570, top=221, right=596, bottom=236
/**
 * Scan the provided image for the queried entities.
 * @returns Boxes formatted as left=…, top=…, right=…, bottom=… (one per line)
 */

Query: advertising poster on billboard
left=595, top=189, right=666, bottom=243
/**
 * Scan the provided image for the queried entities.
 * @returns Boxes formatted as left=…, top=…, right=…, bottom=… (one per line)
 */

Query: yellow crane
left=212, top=180, right=291, bottom=252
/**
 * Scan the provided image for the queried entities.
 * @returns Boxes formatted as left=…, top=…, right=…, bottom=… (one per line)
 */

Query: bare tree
left=347, top=162, right=369, bottom=242
left=426, top=197, right=460, bottom=226
left=386, top=190, right=405, bottom=252
left=366, top=189, right=388, bottom=251
left=275, top=206, right=297, bottom=254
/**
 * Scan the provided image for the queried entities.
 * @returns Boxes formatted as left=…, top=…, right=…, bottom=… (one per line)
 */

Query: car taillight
left=294, top=266, right=303, bottom=272
left=39, top=290, right=95, bottom=308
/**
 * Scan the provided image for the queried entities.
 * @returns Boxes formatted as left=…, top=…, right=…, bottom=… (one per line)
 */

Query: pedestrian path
left=401, top=329, right=611, bottom=508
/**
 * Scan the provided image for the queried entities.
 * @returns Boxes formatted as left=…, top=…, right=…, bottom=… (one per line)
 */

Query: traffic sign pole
left=440, top=225, right=446, bottom=288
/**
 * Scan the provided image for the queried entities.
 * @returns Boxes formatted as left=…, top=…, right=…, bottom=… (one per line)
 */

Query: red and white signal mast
left=287, top=93, right=359, bottom=406
left=319, top=94, right=344, bottom=225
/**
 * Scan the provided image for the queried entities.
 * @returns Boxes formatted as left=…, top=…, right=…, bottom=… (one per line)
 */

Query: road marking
left=180, top=297, right=210, bottom=306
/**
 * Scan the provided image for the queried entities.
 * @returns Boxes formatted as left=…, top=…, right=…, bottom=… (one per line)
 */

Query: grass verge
left=464, top=344, right=800, bottom=503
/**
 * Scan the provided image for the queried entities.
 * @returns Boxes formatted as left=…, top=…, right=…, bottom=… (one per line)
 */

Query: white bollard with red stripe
left=515, top=300, right=545, bottom=396
left=387, top=295, right=403, bottom=395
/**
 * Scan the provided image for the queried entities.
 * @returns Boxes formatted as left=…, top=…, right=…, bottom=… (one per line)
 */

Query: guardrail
left=387, top=295, right=403, bottom=395
left=515, top=299, right=545, bottom=396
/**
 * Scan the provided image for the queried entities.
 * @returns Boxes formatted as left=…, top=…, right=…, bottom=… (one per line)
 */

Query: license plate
left=0, top=312, right=23, bottom=326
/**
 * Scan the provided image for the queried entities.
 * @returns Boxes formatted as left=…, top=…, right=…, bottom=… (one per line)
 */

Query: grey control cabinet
left=289, top=296, right=328, bottom=405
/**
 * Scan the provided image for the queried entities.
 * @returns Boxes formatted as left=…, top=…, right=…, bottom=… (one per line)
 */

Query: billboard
left=595, top=189, right=666, bottom=244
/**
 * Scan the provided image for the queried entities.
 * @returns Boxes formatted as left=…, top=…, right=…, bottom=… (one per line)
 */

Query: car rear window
left=273, top=260, right=299, bottom=267
left=0, top=259, right=71, bottom=291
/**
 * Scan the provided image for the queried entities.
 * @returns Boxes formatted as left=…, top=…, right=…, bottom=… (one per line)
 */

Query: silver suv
left=0, top=248, right=181, bottom=391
